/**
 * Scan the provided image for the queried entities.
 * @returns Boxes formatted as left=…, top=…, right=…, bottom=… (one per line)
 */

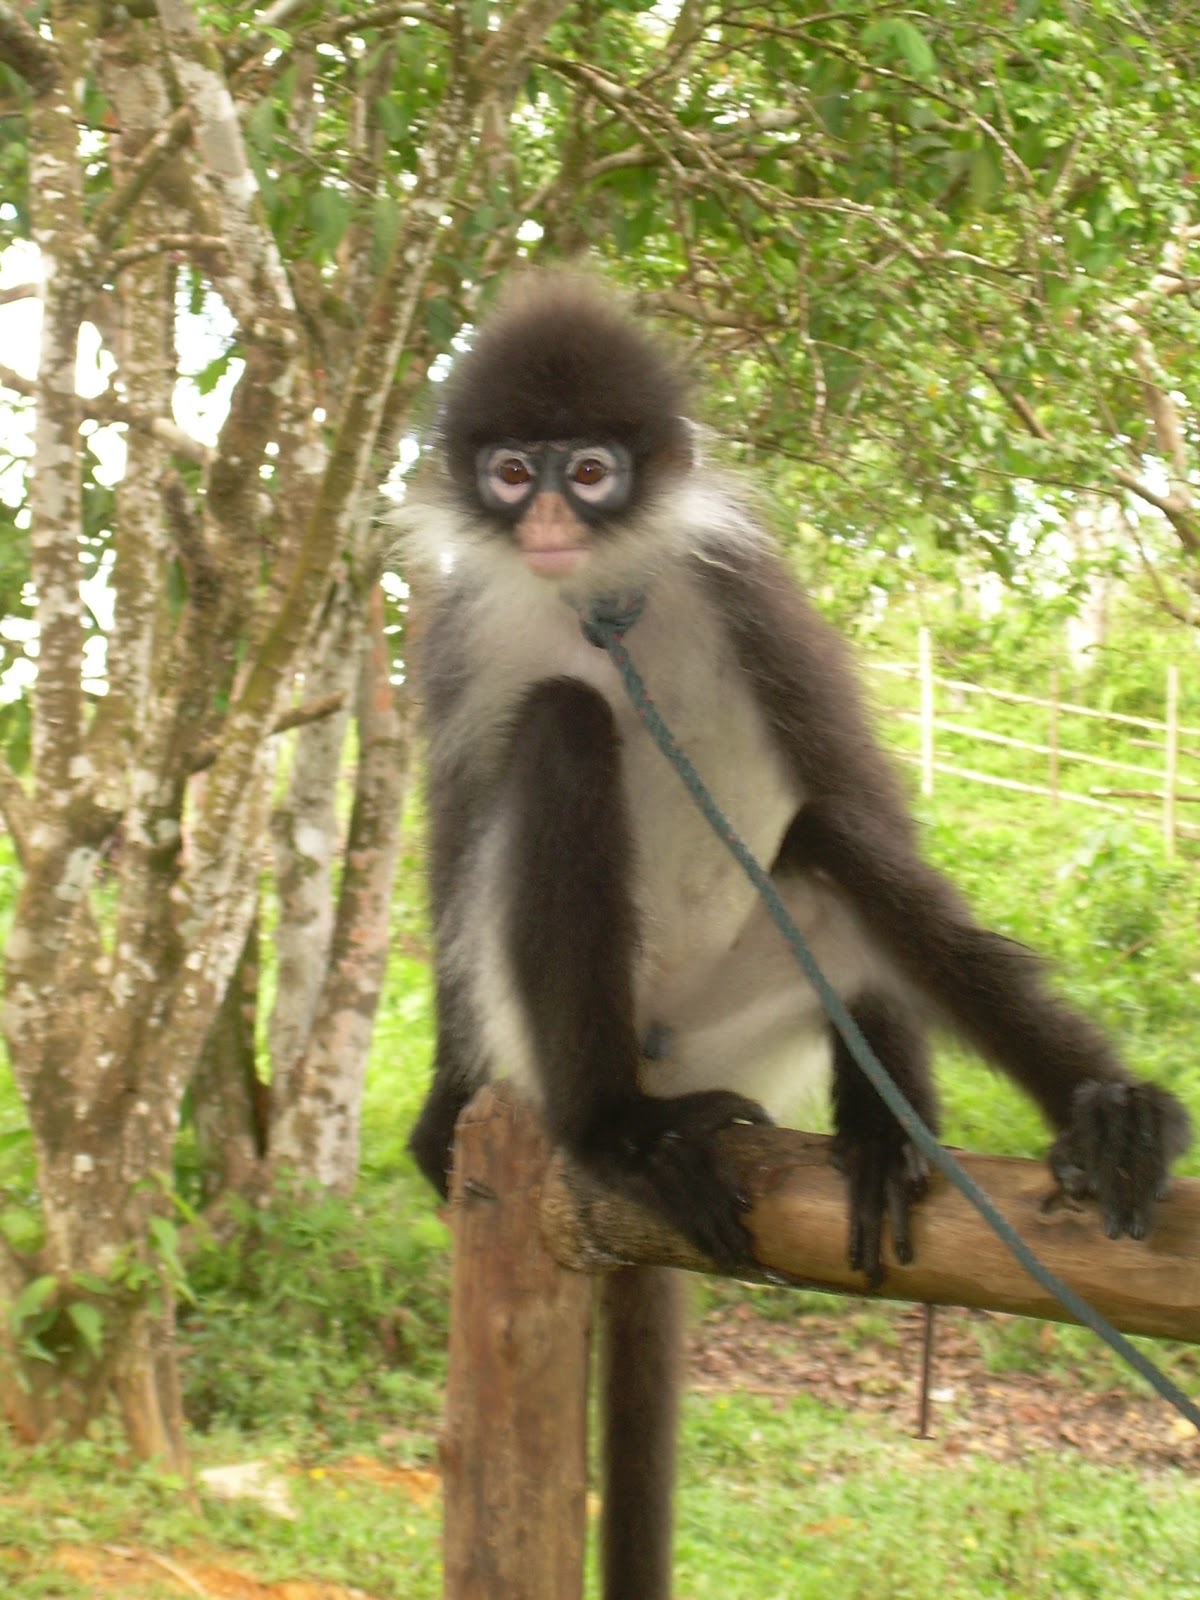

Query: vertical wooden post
left=918, top=626, right=935, bottom=799
left=1048, top=664, right=1060, bottom=810
left=1164, top=664, right=1179, bottom=860
left=441, top=1085, right=593, bottom=1600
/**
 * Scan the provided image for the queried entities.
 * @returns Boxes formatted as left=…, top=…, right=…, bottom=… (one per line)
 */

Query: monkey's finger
left=886, top=1177, right=914, bottom=1267
left=846, top=1162, right=887, bottom=1289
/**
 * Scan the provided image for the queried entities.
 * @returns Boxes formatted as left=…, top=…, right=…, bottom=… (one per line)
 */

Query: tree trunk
left=192, top=911, right=267, bottom=1203
left=269, top=584, right=410, bottom=1191
left=1, top=1118, right=192, bottom=1469
left=0, top=0, right=560, bottom=1459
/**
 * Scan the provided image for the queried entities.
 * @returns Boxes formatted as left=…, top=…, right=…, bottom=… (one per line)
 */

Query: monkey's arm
left=794, top=798, right=1191, bottom=1239
left=701, top=543, right=1191, bottom=1241
left=503, top=676, right=768, bottom=1269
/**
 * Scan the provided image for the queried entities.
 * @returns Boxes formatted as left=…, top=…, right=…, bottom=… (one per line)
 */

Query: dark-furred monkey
left=403, top=274, right=1191, bottom=1600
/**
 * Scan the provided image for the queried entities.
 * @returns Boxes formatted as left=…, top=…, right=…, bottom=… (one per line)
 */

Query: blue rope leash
left=582, top=597, right=1200, bottom=1433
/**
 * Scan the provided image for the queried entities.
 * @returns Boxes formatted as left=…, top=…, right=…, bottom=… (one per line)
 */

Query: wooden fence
left=870, top=627, right=1200, bottom=856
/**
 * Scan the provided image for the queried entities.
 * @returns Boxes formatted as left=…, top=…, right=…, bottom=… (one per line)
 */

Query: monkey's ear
left=665, top=416, right=701, bottom=474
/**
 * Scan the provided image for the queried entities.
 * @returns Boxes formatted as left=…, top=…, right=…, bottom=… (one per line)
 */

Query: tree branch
left=471, top=0, right=572, bottom=88
left=0, top=759, right=31, bottom=865
left=0, top=360, right=211, bottom=466
left=154, top=0, right=297, bottom=336
left=90, top=107, right=194, bottom=255
left=0, top=2, right=58, bottom=95
left=982, top=361, right=1200, bottom=555
left=109, top=232, right=229, bottom=276
left=188, top=692, right=349, bottom=773
left=206, top=9, right=475, bottom=817
left=1113, top=469, right=1200, bottom=554
left=0, top=360, right=32, bottom=398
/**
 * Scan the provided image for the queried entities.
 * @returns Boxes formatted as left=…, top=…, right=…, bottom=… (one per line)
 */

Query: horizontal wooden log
left=541, top=1123, right=1200, bottom=1345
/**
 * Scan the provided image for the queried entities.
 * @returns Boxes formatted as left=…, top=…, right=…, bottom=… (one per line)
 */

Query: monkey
left=401, top=272, right=1192, bottom=1600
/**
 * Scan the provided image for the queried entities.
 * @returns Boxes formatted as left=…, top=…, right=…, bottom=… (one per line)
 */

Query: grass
left=674, top=1398, right=1200, bottom=1600
left=0, top=1427, right=442, bottom=1598
left=4, top=1381, right=1199, bottom=1599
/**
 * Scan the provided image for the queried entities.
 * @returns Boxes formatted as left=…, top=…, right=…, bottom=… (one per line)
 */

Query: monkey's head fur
left=438, top=272, right=694, bottom=494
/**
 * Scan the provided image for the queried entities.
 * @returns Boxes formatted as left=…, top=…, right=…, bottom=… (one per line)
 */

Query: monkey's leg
left=505, top=678, right=769, bottom=1269
left=408, top=1063, right=474, bottom=1199
left=408, top=962, right=484, bottom=1198
left=600, top=1265, right=685, bottom=1600
left=831, top=994, right=937, bottom=1286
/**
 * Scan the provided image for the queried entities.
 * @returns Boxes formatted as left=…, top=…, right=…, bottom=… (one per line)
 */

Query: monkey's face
left=475, top=440, right=633, bottom=578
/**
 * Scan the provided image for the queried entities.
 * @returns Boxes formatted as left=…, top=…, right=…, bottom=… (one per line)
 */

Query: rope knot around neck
left=580, top=591, right=647, bottom=648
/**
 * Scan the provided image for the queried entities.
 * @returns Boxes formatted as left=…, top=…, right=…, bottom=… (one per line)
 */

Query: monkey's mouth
left=522, top=548, right=589, bottom=577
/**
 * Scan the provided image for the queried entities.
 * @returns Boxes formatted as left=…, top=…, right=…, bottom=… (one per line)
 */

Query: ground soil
left=691, top=1297, right=1200, bottom=1471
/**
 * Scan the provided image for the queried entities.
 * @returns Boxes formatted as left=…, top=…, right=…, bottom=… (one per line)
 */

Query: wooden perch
left=538, top=1099, right=1200, bottom=1344
left=441, top=1087, right=1198, bottom=1600
left=442, top=1086, right=592, bottom=1600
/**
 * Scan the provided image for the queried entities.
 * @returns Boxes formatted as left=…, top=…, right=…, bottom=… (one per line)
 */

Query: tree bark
left=269, top=586, right=410, bottom=1190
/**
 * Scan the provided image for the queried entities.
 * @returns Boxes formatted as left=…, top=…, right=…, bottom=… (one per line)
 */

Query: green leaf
left=861, top=19, right=936, bottom=80
left=245, top=97, right=278, bottom=155
left=309, top=188, right=351, bottom=256
left=0, top=1208, right=41, bottom=1252
left=969, top=146, right=1002, bottom=208
left=70, top=1271, right=113, bottom=1298
left=148, top=1216, right=179, bottom=1258
left=67, top=1301, right=105, bottom=1359
left=889, top=20, right=937, bottom=78
left=11, top=1274, right=56, bottom=1328
left=192, top=351, right=235, bottom=396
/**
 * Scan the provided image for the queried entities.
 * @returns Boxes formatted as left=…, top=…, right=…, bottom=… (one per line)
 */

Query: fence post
left=918, top=626, right=934, bottom=799
left=1164, top=664, right=1179, bottom=859
left=1048, top=664, right=1060, bottom=809
left=442, top=1085, right=593, bottom=1600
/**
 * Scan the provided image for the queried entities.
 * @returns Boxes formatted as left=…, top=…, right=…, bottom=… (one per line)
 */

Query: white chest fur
left=453, top=563, right=797, bottom=988
left=448, top=556, right=875, bottom=1124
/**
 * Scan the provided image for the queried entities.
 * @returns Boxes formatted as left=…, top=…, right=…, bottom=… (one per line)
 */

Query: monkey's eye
left=566, top=444, right=627, bottom=506
left=481, top=448, right=536, bottom=506
left=571, top=457, right=607, bottom=487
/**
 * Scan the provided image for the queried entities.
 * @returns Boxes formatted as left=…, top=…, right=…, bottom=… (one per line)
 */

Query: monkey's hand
left=581, top=1089, right=771, bottom=1271
left=832, top=1124, right=930, bottom=1289
left=1049, top=1080, right=1192, bottom=1240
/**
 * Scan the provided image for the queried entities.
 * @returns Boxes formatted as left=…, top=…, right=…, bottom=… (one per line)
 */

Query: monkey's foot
left=582, top=1089, right=771, bottom=1271
left=832, top=1127, right=930, bottom=1288
left=1049, top=1080, right=1192, bottom=1240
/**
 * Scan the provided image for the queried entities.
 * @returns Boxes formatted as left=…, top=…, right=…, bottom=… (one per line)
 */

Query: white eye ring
left=567, top=446, right=619, bottom=504
left=486, top=450, right=535, bottom=505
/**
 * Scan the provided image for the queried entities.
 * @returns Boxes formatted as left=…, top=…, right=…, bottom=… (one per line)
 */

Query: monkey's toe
left=836, top=1130, right=929, bottom=1287
left=583, top=1089, right=770, bottom=1270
